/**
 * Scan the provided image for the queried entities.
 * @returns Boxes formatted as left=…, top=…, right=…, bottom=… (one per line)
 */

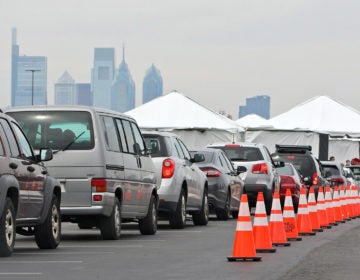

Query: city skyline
left=1, top=1, right=360, bottom=119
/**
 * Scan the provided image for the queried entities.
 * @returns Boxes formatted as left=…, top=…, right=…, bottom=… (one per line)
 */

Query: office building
left=110, top=48, right=135, bottom=112
left=11, top=28, right=47, bottom=106
left=54, top=71, right=76, bottom=105
left=76, top=83, right=92, bottom=106
left=239, top=95, right=270, bottom=119
left=142, top=64, right=163, bottom=104
left=91, top=48, right=115, bottom=109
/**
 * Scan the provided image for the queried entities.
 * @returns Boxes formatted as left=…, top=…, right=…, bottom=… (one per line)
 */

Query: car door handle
left=9, top=162, right=18, bottom=169
left=27, top=166, right=35, bottom=172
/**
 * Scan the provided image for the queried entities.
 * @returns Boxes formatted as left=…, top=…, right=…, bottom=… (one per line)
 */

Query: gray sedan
left=190, top=148, right=244, bottom=220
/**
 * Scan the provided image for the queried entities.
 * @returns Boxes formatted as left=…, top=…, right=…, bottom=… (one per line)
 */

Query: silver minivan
left=5, top=106, right=158, bottom=239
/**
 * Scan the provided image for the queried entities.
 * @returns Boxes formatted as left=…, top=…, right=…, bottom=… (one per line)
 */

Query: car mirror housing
left=236, top=165, right=247, bottom=175
left=39, top=148, right=53, bottom=162
left=274, top=161, right=285, bottom=168
left=192, top=153, right=205, bottom=163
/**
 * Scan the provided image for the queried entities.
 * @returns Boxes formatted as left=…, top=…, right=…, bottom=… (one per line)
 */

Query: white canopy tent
left=236, top=114, right=272, bottom=129
left=245, top=96, right=360, bottom=163
left=126, top=91, right=243, bottom=149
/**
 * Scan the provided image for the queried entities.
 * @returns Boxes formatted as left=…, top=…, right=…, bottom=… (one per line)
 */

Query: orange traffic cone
left=227, top=194, right=262, bottom=261
left=269, top=190, right=290, bottom=246
left=283, top=189, right=302, bottom=241
left=253, top=192, right=276, bottom=253
left=325, top=186, right=337, bottom=226
left=317, top=186, right=331, bottom=229
left=340, top=185, right=350, bottom=221
left=333, top=186, right=344, bottom=223
left=297, top=187, right=316, bottom=236
left=308, top=186, right=323, bottom=232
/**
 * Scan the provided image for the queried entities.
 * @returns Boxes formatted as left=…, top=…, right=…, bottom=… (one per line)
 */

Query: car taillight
left=201, top=167, right=221, bottom=177
left=91, top=178, right=107, bottom=192
left=225, top=144, right=241, bottom=148
left=252, top=163, right=268, bottom=174
left=162, top=158, right=175, bottom=178
left=312, top=172, right=318, bottom=185
left=330, top=178, right=344, bottom=184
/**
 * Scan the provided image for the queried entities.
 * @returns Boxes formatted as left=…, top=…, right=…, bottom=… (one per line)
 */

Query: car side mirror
left=236, top=166, right=247, bottom=175
left=192, top=153, right=205, bottom=163
left=274, top=161, right=285, bottom=168
left=39, top=148, right=53, bottom=162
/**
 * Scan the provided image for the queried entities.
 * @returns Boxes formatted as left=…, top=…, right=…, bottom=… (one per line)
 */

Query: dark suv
left=0, top=113, right=61, bottom=257
left=271, top=145, right=328, bottom=198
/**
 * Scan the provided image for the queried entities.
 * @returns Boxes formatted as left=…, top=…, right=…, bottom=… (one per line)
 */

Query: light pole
left=26, top=69, right=40, bottom=105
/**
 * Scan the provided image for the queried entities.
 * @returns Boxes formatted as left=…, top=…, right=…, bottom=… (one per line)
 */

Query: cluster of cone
left=227, top=184, right=360, bottom=262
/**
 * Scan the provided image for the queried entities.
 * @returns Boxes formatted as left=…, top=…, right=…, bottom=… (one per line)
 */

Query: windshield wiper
left=53, top=131, right=86, bottom=154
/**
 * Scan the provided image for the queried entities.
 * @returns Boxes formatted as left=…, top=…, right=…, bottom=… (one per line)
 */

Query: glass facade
left=76, top=83, right=92, bottom=106
left=239, top=95, right=271, bottom=119
left=142, top=64, right=163, bottom=104
left=54, top=71, right=76, bottom=105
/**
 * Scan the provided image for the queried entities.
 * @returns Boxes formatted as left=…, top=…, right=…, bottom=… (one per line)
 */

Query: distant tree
left=218, top=110, right=233, bottom=120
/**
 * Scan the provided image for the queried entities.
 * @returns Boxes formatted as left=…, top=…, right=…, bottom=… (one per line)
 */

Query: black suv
left=271, top=145, right=328, bottom=198
left=0, top=113, right=61, bottom=257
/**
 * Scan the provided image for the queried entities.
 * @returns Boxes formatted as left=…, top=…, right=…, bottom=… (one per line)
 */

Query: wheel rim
left=181, top=195, right=186, bottom=224
left=152, top=201, right=157, bottom=230
left=225, top=194, right=230, bottom=217
left=114, top=203, right=121, bottom=236
left=5, top=208, right=14, bottom=247
left=51, top=204, right=60, bottom=239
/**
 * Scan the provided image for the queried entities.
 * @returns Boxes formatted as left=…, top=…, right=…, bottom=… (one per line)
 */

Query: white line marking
left=0, top=273, right=43, bottom=275
left=0, top=261, right=83, bottom=264
left=16, top=252, right=114, bottom=255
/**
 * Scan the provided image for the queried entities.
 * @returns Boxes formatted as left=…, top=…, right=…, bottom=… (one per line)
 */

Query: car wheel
left=216, top=191, right=230, bottom=220
left=169, top=189, right=186, bottom=229
left=192, top=189, right=209, bottom=226
left=231, top=211, right=238, bottom=219
left=0, top=198, right=16, bottom=257
left=100, top=198, right=121, bottom=240
left=139, top=195, right=157, bottom=235
left=265, top=198, right=272, bottom=216
left=35, top=195, right=61, bottom=249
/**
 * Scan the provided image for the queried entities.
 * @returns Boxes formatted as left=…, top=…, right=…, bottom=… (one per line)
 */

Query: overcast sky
left=1, top=0, right=360, bottom=119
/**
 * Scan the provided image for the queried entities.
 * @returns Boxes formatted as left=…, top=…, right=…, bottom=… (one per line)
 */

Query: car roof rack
left=275, top=144, right=312, bottom=154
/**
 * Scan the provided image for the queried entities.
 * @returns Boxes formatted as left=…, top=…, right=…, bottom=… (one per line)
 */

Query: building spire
left=122, top=43, right=125, bottom=62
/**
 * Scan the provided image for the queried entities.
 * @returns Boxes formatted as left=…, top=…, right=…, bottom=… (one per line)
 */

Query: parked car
left=348, top=164, right=360, bottom=181
left=343, top=166, right=360, bottom=189
left=0, top=112, right=61, bottom=257
left=5, top=106, right=158, bottom=240
left=189, top=148, right=244, bottom=220
left=272, top=145, right=328, bottom=199
left=321, top=161, right=349, bottom=188
left=206, top=142, right=282, bottom=215
left=143, top=131, right=209, bottom=229
left=276, top=163, right=306, bottom=213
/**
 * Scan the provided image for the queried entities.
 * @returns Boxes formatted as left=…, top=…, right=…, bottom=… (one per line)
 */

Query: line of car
left=1, top=105, right=359, bottom=257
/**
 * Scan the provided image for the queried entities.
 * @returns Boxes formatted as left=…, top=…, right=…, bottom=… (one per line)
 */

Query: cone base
left=312, top=228, right=324, bottom=232
left=330, top=222, right=338, bottom=226
left=256, top=248, right=276, bottom=253
left=320, top=225, right=332, bottom=229
left=287, top=237, right=302, bottom=241
left=227, top=256, right=262, bottom=262
left=273, top=242, right=291, bottom=247
left=336, top=220, right=346, bottom=223
left=299, top=231, right=316, bottom=236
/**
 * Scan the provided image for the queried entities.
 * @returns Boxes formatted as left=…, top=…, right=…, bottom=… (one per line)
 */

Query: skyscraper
left=110, top=47, right=135, bottom=112
left=76, top=83, right=92, bottom=106
left=142, top=64, right=163, bottom=104
left=11, top=28, right=47, bottom=106
left=91, top=48, right=115, bottom=109
left=54, top=71, right=76, bottom=105
left=239, top=95, right=271, bottom=119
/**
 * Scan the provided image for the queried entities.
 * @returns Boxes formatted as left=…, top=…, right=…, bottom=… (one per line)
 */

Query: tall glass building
left=111, top=50, right=135, bottom=112
left=142, top=64, right=163, bottom=104
left=91, top=48, right=115, bottom=109
left=239, top=95, right=271, bottom=119
left=54, top=71, right=76, bottom=105
left=76, top=83, right=92, bottom=106
left=11, top=28, right=47, bottom=106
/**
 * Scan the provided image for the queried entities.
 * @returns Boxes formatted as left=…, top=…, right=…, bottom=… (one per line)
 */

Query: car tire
left=139, top=195, right=157, bottom=235
left=100, top=198, right=121, bottom=240
left=169, top=190, right=186, bottom=229
left=216, top=191, right=230, bottom=220
left=0, top=198, right=16, bottom=257
left=231, top=211, right=238, bottom=219
left=265, top=198, right=272, bottom=216
left=35, top=195, right=61, bottom=249
left=192, top=189, right=209, bottom=226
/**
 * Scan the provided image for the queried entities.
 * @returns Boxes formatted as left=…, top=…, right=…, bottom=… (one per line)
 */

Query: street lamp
left=26, top=69, right=40, bottom=105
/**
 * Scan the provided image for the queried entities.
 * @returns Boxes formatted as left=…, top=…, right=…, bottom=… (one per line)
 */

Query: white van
left=6, top=106, right=158, bottom=239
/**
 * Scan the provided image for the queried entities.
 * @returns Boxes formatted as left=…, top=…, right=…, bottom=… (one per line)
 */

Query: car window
left=0, top=119, right=21, bottom=158
left=101, top=116, right=120, bottom=152
left=122, top=120, right=135, bottom=154
left=0, top=125, right=7, bottom=156
left=218, top=146, right=264, bottom=162
left=130, top=122, right=146, bottom=156
left=172, top=138, right=184, bottom=159
left=275, top=154, right=315, bottom=178
left=12, top=122, right=34, bottom=160
left=115, top=119, right=128, bottom=153
left=177, top=139, right=191, bottom=160
left=276, top=164, right=294, bottom=176
left=323, top=165, right=340, bottom=176
left=219, top=152, right=234, bottom=171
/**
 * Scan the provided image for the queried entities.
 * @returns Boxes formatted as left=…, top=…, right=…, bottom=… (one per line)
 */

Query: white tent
left=245, top=96, right=360, bottom=163
left=236, top=114, right=272, bottom=129
left=126, top=91, right=243, bottom=149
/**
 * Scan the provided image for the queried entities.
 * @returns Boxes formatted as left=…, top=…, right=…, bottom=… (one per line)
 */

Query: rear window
left=7, top=111, right=94, bottom=150
left=350, top=166, right=360, bottom=176
left=190, top=151, right=214, bottom=164
left=274, top=154, right=315, bottom=178
left=143, top=135, right=169, bottom=157
left=276, top=164, right=294, bottom=176
left=323, top=165, right=340, bottom=176
left=212, top=146, right=263, bottom=162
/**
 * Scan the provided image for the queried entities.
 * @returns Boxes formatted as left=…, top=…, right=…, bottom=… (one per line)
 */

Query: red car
left=276, top=163, right=306, bottom=213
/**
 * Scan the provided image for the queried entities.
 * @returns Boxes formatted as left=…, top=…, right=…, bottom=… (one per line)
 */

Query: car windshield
left=143, top=136, right=169, bottom=157
left=214, top=146, right=263, bottom=162
left=7, top=111, right=94, bottom=150
left=276, top=164, right=294, bottom=176
left=322, top=165, right=340, bottom=177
